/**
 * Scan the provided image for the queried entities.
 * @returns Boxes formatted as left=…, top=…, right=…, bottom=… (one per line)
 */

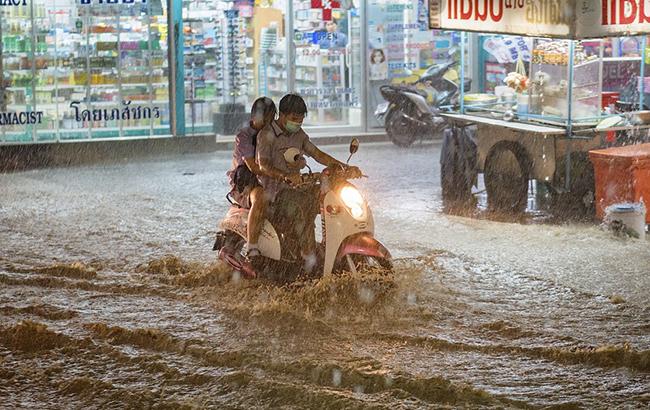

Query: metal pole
left=147, top=0, right=154, bottom=138
left=29, top=0, right=36, bottom=142
left=84, top=3, right=91, bottom=140
left=117, top=11, right=123, bottom=138
left=0, top=13, right=4, bottom=144
left=360, top=1, right=368, bottom=132
left=287, top=0, right=295, bottom=93
left=564, top=40, right=576, bottom=191
left=598, top=38, right=604, bottom=120
left=460, top=31, right=466, bottom=114
left=0, top=14, right=4, bottom=113
left=168, top=0, right=184, bottom=137
left=641, top=36, right=647, bottom=110
left=52, top=4, right=60, bottom=143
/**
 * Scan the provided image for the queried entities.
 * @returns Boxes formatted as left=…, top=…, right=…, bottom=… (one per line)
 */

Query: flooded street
left=1, top=142, right=649, bottom=409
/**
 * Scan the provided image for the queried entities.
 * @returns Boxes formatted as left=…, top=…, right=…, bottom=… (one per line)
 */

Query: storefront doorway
left=290, top=0, right=362, bottom=129
left=181, top=0, right=363, bottom=135
left=181, top=0, right=288, bottom=135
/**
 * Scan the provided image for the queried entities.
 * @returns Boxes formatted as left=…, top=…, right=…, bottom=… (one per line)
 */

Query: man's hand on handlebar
left=345, top=165, right=363, bottom=179
left=284, top=173, right=303, bottom=186
left=332, top=163, right=363, bottom=178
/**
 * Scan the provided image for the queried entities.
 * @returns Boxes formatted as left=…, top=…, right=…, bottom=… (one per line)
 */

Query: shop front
left=429, top=0, right=650, bottom=219
left=0, top=0, right=170, bottom=144
left=0, top=0, right=462, bottom=144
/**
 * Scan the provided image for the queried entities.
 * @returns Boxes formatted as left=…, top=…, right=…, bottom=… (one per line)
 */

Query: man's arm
left=304, top=140, right=345, bottom=168
left=303, top=139, right=362, bottom=178
left=259, top=157, right=303, bottom=186
left=258, top=157, right=287, bottom=180
left=243, top=157, right=263, bottom=176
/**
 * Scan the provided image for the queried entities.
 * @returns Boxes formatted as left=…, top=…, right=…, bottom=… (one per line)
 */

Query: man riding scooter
left=256, top=93, right=362, bottom=273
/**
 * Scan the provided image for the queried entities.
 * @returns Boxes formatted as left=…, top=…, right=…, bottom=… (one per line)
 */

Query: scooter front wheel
left=342, top=254, right=393, bottom=275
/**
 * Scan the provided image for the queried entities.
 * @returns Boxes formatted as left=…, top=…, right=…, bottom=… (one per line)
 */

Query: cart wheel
left=441, top=126, right=477, bottom=212
left=551, top=152, right=595, bottom=220
left=386, top=107, right=417, bottom=147
left=484, top=141, right=531, bottom=214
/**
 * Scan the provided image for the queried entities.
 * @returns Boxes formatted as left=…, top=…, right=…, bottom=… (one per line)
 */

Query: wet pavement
left=1, top=141, right=649, bottom=409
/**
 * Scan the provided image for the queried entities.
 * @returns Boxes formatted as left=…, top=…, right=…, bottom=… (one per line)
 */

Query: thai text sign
left=428, top=0, right=573, bottom=37
left=429, top=0, right=650, bottom=39
left=578, top=0, right=650, bottom=38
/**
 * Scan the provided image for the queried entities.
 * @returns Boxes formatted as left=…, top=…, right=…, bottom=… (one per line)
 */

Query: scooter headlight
left=340, top=186, right=366, bottom=220
left=350, top=205, right=364, bottom=219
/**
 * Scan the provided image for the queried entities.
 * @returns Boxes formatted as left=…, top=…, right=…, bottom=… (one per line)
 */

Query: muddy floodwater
left=1, top=142, right=649, bottom=409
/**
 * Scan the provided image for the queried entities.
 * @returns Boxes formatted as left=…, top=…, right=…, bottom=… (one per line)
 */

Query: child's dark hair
left=251, top=96, right=276, bottom=119
left=279, top=94, right=308, bottom=116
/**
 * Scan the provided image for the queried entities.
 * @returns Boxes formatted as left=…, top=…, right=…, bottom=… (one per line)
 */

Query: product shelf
left=0, top=0, right=170, bottom=141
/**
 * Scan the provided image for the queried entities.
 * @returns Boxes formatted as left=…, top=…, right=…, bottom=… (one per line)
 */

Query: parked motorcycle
left=213, top=139, right=392, bottom=281
left=375, top=50, right=471, bottom=147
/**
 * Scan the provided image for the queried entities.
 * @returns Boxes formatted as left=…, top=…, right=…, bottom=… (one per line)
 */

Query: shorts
left=230, top=185, right=256, bottom=209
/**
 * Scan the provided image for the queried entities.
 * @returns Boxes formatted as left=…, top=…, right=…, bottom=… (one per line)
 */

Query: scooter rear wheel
left=386, top=108, right=417, bottom=147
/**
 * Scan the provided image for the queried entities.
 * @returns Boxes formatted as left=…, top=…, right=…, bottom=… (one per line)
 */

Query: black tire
left=484, top=141, right=531, bottom=214
left=440, top=126, right=477, bottom=211
left=551, top=152, right=595, bottom=220
left=385, top=107, right=417, bottom=147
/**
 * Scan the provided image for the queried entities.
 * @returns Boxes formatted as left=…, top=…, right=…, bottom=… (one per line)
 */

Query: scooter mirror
left=347, top=138, right=360, bottom=164
left=349, top=138, right=360, bottom=155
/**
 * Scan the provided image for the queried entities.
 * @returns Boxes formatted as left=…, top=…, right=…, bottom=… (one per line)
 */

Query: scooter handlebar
left=290, top=166, right=364, bottom=187
left=324, top=165, right=364, bottom=179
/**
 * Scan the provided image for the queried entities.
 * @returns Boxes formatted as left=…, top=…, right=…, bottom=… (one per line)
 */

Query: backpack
left=232, top=131, right=259, bottom=193
left=233, top=164, right=259, bottom=193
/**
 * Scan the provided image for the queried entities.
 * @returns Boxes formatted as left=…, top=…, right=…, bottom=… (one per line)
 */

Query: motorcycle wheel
left=386, top=108, right=417, bottom=147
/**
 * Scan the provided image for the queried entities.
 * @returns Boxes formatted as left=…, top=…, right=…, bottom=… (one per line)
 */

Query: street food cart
left=429, top=0, right=650, bottom=215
